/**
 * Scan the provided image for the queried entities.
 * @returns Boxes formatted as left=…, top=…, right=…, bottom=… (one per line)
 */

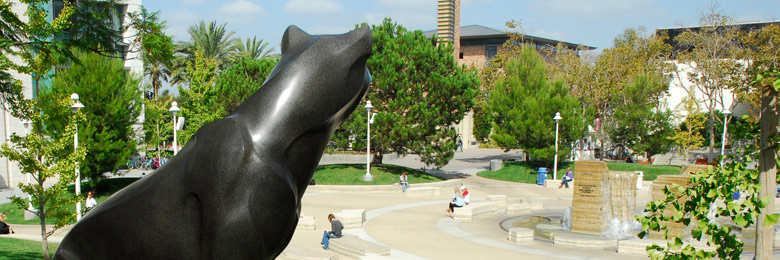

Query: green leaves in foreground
left=636, top=119, right=778, bottom=259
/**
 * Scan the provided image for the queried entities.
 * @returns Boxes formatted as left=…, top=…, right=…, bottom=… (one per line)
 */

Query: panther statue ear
left=281, top=25, right=312, bottom=54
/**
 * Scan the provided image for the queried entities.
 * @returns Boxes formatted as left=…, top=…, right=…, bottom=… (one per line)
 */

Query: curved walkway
left=4, top=148, right=778, bottom=259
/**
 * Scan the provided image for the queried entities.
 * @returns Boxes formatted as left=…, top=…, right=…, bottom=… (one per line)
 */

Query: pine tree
left=488, top=45, right=586, bottom=164
left=333, top=18, right=479, bottom=168
left=43, top=51, right=142, bottom=180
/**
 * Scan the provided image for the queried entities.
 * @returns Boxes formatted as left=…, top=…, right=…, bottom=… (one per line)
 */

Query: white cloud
left=214, top=0, right=267, bottom=24
left=529, top=0, right=664, bottom=20
left=161, top=9, right=201, bottom=42
left=284, top=0, right=343, bottom=16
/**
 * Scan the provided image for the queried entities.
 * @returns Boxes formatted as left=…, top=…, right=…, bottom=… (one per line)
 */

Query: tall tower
left=437, top=0, right=460, bottom=58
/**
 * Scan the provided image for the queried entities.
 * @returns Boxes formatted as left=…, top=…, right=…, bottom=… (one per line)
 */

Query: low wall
left=306, top=179, right=462, bottom=193
left=319, top=153, right=399, bottom=163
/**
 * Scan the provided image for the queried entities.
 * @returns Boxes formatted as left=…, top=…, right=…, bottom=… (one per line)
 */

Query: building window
left=485, top=45, right=498, bottom=59
left=459, top=52, right=464, bottom=59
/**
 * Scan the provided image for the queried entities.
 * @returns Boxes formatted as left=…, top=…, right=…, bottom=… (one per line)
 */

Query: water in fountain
left=601, top=172, right=640, bottom=238
left=561, top=207, right=572, bottom=231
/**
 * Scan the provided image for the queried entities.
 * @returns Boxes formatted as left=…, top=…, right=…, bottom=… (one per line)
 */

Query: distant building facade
left=656, top=21, right=780, bottom=121
left=1, top=0, right=144, bottom=189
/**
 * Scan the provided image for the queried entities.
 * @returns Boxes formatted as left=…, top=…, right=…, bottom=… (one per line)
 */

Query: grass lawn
left=2, top=177, right=141, bottom=224
left=0, top=237, right=58, bottom=260
left=2, top=164, right=443, bottom=223
left=477, top=161, right=682, bottom=183
left=313, top=164, right=445, bottom=185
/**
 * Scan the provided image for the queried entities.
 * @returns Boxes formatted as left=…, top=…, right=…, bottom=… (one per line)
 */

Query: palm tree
left=145, top=60, right=171, bottom=99
left=181, top=20, right=239, bottom=66
left=235, top=36, right=275, bottom=60
left=169, top=20, right=239, bottom=86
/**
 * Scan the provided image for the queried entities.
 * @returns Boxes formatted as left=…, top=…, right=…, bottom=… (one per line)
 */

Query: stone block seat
left=507, top=227, right=534, bottom=244
left=334, top=209, right=366, bottom=229
left=279, top=245, right=338, bottom=260
left=553, top=233, right=618, bottom=250
left=328, top=235, right=390, bottom=258
left=486, top=195, right=507, bottom=208
left=453, top=202, right=498, bottom=221
left=504, top=200, right=543, bottom=215
left=618, top=238, right=666, bottom=255
left=405, top=187, right=440, bottom=197
left=297, top=214, right=316, bottom=230
left=504, top=203, right=532, bottom=215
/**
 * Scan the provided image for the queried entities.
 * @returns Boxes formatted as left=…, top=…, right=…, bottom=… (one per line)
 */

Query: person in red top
left=460, top=186, right=470, bottom=205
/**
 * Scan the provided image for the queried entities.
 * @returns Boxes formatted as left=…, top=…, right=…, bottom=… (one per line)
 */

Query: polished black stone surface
left=54, top=25, right=373, bottom=260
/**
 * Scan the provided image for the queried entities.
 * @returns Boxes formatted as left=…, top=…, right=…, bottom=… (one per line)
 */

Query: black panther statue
left=54, top=25, right=373, bottom=260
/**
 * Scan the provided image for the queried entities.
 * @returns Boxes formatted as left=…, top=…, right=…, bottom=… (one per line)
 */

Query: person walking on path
left=559, top=168, right=574, bottom=188
left=446, top=187, right=464, bottom=219
left=457, top=137, right=463, bottom=152
left=400, top=172, right=409, bottom=192
left=321, top=214, right=343, bottom=250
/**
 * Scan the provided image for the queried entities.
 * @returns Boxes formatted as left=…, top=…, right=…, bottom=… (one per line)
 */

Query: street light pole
left=553, top=112, right=562, bottom=180
left=22, top=120, right=33, bottom=211
left=70, top=93, right=84, bottom=221
left=169, top=102, right=181, bottom=156
left=720, top=108, right=731, bottom=167
left=363, top=101, right=374, bottom=182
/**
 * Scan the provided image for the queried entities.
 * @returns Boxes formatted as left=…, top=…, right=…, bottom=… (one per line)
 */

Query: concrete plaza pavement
left=2, top=148, right=777, bottom=259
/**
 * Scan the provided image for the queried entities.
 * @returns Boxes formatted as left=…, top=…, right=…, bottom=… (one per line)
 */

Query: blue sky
left=144, top=0, right=779, bottom=53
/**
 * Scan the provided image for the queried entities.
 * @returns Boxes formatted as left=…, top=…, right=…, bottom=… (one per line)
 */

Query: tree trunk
left=372, top=145, right=384, bottom=164
left=707, top=110, right=715, bottom=163
left=38, top=184, right=50, bottom=260
left=756, top=84, right=778, bottom=260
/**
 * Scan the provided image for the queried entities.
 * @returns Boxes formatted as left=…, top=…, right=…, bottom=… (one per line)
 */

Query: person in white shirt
left=86, top=191, right=98, bottom=211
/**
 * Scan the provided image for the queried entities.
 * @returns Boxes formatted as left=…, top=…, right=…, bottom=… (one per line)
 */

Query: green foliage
left=472, top=104, right=492, bottom=143
left=234, top=36, right=275, bottom=60
left=608, top=74, right=675, bottom=161
left=313, top=164, right=444, bottom=185
left=669, top=96, right=706, bottom=162
left=1, top=178, right=142, bottom=225
left=334, top=18, right=480, bottom=168
left=42, top=51, right=142, bottom=180
left=487, top=45, right=586, bottom=165
left=1, top=95, right=85, bottom=260
left=177, top=50, right=223, bottom=146
left=637, top=117, right=779, bottom=259
left=142, top=94, right=175, bottom=160
left=128, top=7, right=174, bottom=99
left=213, top=57, right=277, bottom=113
left=0, top=237, right=59, bottom=260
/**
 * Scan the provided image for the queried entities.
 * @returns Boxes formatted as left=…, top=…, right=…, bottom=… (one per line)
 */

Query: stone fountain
left=570, top=161, right=639, bottom=238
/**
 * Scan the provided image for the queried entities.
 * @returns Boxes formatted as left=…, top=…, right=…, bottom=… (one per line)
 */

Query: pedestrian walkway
left=2, top=148, right=778, bottom=259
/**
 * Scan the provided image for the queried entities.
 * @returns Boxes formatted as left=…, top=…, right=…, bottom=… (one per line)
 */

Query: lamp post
left=363, top=101, right=374, bottom=181
left=22, top=120, right=33, bottom=211
left=720, top=108, right=731, bottom=167
left=169, top=102, right=181, bottom=156
left=70, top=93, right=84, bottom=221
left=553, top=112, right=562, bottom=180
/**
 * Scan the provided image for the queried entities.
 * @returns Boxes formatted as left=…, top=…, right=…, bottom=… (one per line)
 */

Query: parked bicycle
left=125, top=156, right=146, bottom=170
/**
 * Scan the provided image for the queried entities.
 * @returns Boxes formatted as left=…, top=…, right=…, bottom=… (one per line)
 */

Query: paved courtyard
left=2, top=148, right=778, bottom=259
